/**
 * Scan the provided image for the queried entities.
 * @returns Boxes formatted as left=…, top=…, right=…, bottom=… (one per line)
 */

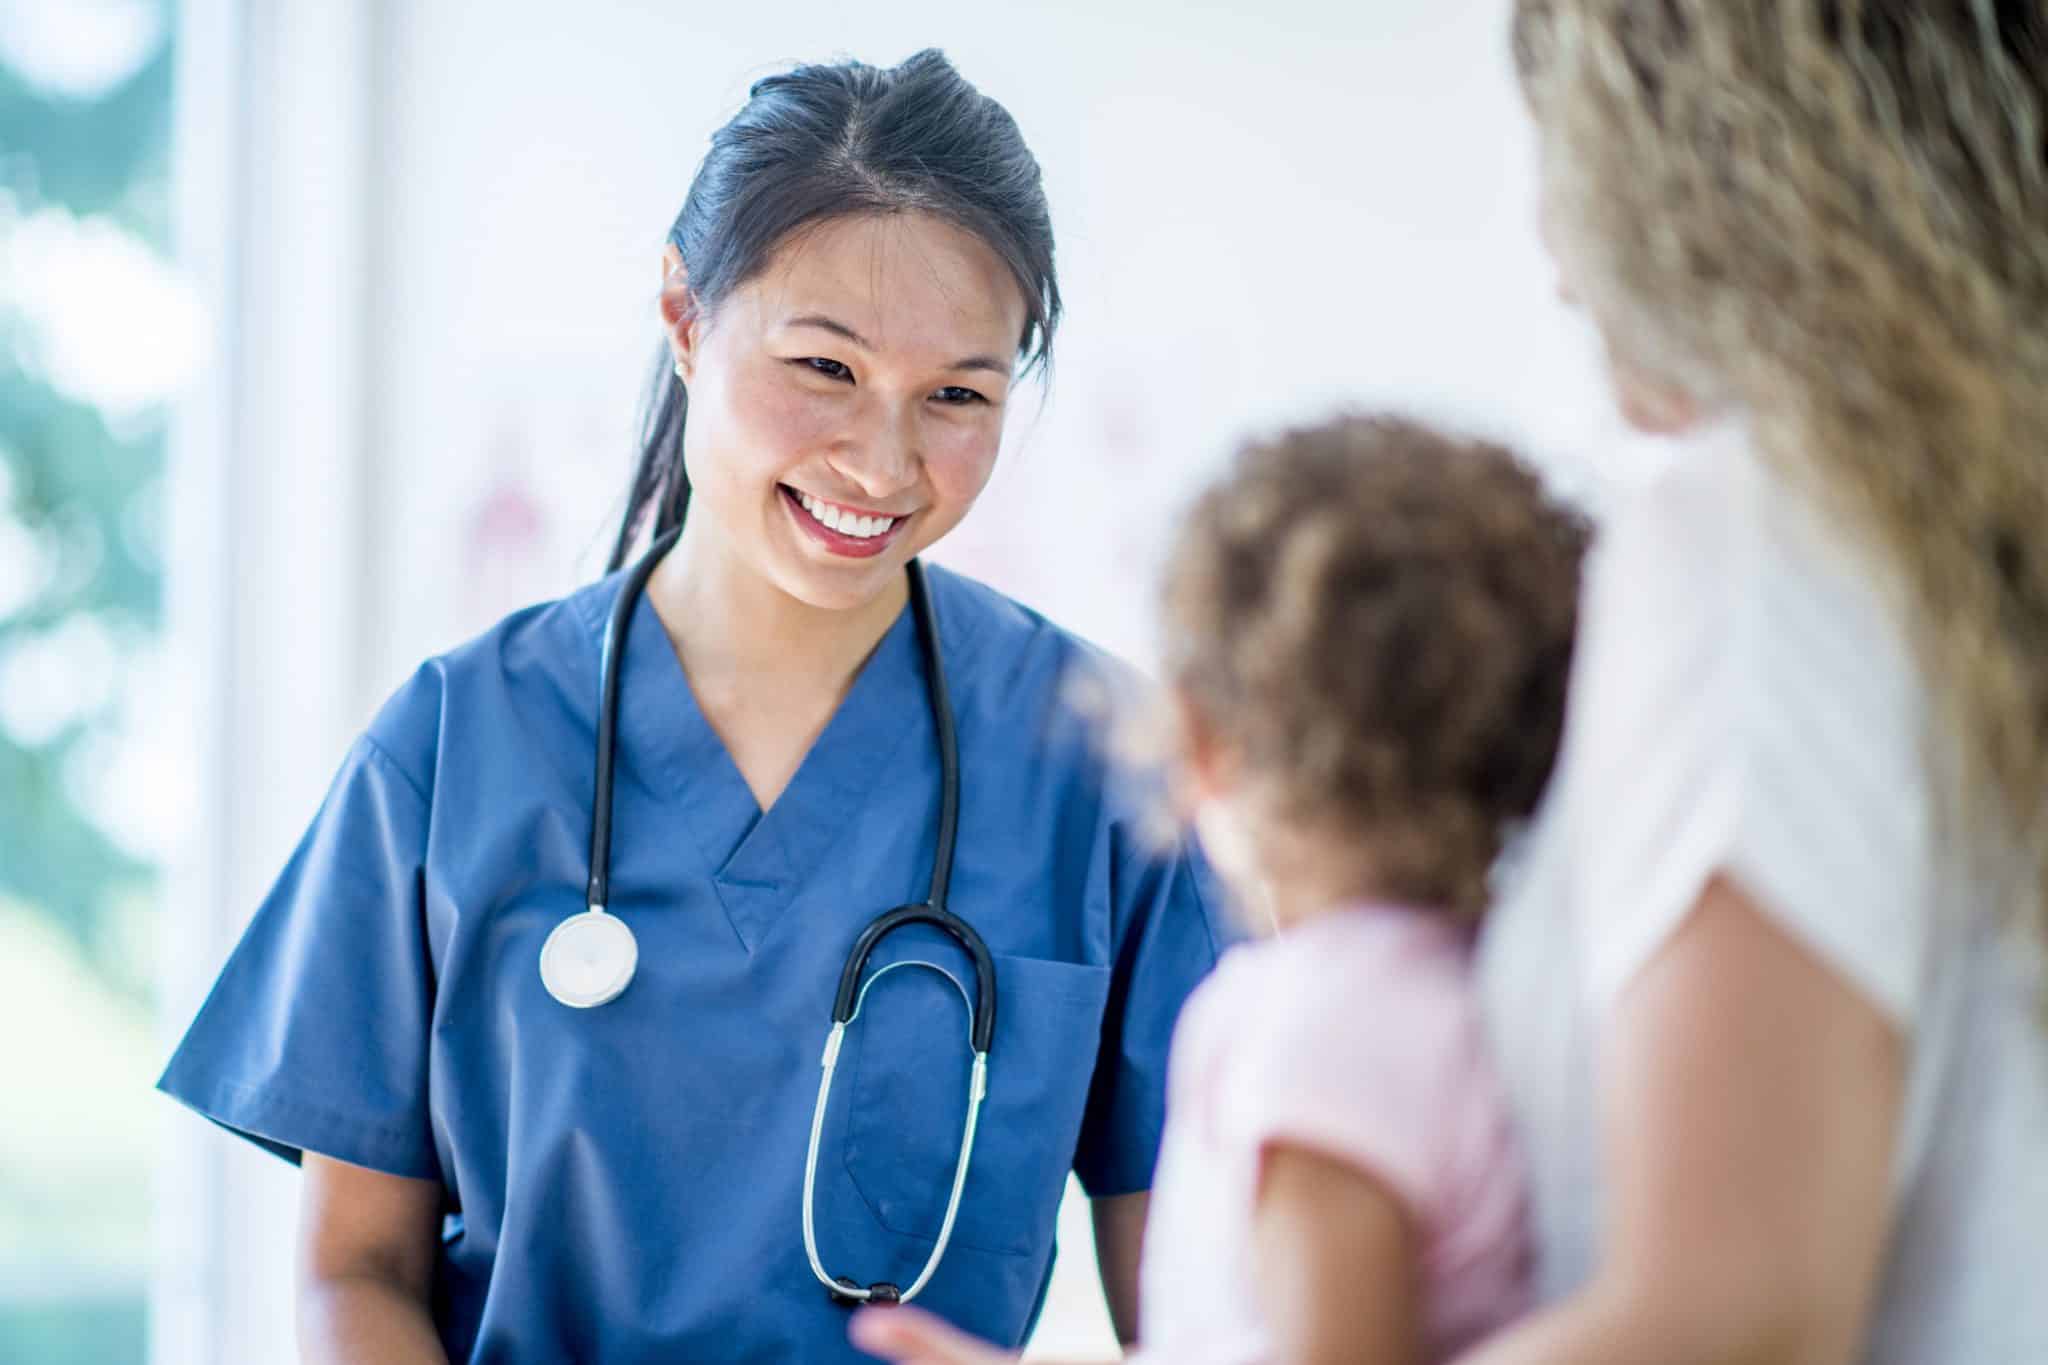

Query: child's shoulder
left=1178, top=905, right=1510, bottom=1227
left=1196, top=905, right=1486, bottom=1081
left=1230, top=902, right=1474, bottom=1002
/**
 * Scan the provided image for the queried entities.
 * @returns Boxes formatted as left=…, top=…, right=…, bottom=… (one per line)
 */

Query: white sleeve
left=1562, top=441, right=1937, bottom=1022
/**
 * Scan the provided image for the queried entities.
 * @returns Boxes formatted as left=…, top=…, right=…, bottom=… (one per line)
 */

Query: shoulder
left=1573, top=426, right=1929, bottom=786
left=924, top=561, right=1138, bottom=693
left=1201, top=912, right=1501, bottom=1211
left=1576, top=436, right=1750, bottom=692
left=1565, top=428, right=1938, bottom=1016
left=362, top=577, right=615, bottom=795
left=1588, top=428, right=1917, bottom=692
left=922, top=561, right=1152, bottom=779
left=1223, top=910, right=1484, bottom=1079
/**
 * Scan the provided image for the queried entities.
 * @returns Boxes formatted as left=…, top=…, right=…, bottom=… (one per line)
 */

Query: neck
left=1245, top=828, right=1390, bottom=935
left=647, top=514, right=911, bottom=700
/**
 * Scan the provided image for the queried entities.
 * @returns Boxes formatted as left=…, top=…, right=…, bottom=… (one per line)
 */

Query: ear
left=659, top=244, right=704, bottom=384
left=1173, top=690, right=1237, bottom=804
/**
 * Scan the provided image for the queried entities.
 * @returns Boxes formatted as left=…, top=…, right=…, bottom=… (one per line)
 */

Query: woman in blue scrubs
left=159, top=49, right=1227, bottom=1363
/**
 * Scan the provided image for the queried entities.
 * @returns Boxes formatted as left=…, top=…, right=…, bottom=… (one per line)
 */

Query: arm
left=1091, top=1190, right=1148, bottom=1345
left=1255, top=1143, right=1419, bottom=1365
left=846, top=1191, right=1144, bottom=1365
left=1458, top=877, right=1904, bottom=1365
left=845, top=1188, right=1143, bottom=1365
left=848, top=1311, right=1106, bottom=1365
left=298, top=1153, right=448, bottom=1364
left=853, top=1150, right=1417, bottom=1365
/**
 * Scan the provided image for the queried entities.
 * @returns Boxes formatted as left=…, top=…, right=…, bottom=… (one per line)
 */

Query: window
left=0, top=4, right=189, bottom=1361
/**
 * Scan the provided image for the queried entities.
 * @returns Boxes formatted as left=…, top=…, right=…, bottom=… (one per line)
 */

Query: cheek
left=923, top=416, right=1003, bottom=506
left=697, top=362, right=841, bottom=485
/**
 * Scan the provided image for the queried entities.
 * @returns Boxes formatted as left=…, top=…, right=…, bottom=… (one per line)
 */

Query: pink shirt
left=1135, top=906, right=1531, bottom=1363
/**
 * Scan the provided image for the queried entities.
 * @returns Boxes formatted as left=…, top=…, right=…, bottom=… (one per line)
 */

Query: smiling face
left=664, top=212, right=1029, bottom=613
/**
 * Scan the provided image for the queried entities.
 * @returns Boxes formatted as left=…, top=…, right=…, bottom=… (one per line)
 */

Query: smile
left=793, top=490, right=898, bottom=539
left=779, top=485, right=914, bottom=560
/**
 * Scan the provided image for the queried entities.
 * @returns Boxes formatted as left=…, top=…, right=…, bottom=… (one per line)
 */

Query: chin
left=772, top=555, right=909, bottom=614
left=1619, top=401, right=1705, bottom=438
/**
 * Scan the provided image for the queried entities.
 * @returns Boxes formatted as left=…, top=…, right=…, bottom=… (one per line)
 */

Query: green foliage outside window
left=1, top=6, right=177, bottom=1361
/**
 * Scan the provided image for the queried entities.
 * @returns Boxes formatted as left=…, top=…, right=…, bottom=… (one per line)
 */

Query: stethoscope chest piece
left=540, top=908, right=638, bottom=1008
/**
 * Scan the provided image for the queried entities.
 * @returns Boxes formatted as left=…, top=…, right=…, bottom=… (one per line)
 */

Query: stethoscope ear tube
left=906, top=559, right=959, bottom=912
left=587, top=524, right=683, bottom=913
left=819, top=557, right=992, bottom=1049
left=830, top=905, right=997, bottom=1054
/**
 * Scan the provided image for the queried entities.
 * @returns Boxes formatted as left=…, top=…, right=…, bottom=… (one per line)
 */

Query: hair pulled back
left=609, top=49, right=1060, bottom=571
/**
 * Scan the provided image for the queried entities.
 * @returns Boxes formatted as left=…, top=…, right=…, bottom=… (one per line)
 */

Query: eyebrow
left=782, top=313, right=1012, bottom=377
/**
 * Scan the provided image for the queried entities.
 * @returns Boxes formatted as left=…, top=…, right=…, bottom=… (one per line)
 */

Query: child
left=853, top=415, right=1588, bottom=1364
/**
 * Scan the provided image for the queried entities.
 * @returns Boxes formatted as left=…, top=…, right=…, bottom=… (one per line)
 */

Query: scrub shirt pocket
left=842, top=951, right=1112, bottom=1257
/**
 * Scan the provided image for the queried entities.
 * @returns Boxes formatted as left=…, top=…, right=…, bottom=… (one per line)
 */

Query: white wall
left=361, top=0, right=1640, bottom=689
left=164, top=2, right=1644, bottom=1359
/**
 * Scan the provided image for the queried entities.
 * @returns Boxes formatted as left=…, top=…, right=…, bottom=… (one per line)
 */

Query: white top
left=1138, top=908, right=1531, bottom=1364
left=1478, top=427, right=2048, bottom=1362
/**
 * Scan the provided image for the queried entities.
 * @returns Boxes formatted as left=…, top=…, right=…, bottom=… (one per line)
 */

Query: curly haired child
left=855, top=414, right=1589, bottom=1364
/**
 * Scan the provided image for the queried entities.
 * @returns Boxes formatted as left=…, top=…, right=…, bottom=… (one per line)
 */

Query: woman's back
left=1479, top=431, right=2048, bottom=1360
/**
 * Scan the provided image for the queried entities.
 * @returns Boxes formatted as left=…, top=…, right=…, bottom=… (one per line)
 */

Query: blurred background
left=0, top=0, right=1645, bottom=1359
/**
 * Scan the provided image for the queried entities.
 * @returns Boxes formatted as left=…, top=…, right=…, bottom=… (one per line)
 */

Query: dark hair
left=607, top=49, right=1061, bottom=571
left=1162, top=415, right=1591, bottom=917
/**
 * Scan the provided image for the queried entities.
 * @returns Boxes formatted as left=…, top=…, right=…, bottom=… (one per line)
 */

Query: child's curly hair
left=1162, top=415, right=1590, bottom=917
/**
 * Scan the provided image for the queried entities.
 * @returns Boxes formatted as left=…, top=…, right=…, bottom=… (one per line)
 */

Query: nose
left=828, top=400, right=921, bottom=502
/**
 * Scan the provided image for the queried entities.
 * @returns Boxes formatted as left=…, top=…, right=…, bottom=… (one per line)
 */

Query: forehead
left=733, top=212, right=1030, bottom=362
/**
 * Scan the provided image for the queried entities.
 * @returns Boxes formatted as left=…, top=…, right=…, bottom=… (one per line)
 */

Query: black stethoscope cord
left=586, top=524, right=678, bottom=916
left=553, top=522, right=995, bottom=1306
left=585, top=526, right=962, bottom=933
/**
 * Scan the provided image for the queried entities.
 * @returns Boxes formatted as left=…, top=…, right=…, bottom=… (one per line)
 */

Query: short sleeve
left=156, top=731, right=441, bottom=1179
left=1564, top=441, right=1937, bottom=1021
left=1215, top=924, right=1483, bottom=1229
left=1072, top=834, right=1234, bottom=1197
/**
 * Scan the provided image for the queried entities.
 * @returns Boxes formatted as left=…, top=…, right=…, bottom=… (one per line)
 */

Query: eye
left=931, top=385, right=989, bottom=406
left=794, top=357, right=852, bottom=382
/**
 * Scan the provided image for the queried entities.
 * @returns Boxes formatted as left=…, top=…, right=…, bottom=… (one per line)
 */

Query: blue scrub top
left=159, top=564, right=1229, bottom=1362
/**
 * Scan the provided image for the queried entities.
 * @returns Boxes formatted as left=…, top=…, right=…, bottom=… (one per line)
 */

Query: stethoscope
left=536, top=523, right=996, bottom=1307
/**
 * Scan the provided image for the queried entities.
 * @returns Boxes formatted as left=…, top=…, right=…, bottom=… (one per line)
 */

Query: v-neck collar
left=589, top=568, right=952, bottom=951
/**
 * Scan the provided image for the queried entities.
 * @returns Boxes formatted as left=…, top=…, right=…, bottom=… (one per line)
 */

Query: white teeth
left=793, top=490, right=897, bottom=538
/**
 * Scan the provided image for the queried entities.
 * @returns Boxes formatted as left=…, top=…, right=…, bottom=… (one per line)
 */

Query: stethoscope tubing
left=577, top=526, right=994, bottom=1306
left=586, top=524, right=682, bottom=914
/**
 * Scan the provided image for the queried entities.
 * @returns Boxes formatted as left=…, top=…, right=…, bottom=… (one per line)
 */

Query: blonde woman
left=1471, top=4, right=2048, bottom=1363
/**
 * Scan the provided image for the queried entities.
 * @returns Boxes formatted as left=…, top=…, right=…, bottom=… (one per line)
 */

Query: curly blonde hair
left=1161, top=416, right=1589, bottom=917
left=1515, top=1, right=2048, bottom=947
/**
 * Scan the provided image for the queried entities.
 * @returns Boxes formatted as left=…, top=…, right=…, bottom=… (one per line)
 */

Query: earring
left=673, top=361, right=686, bottom=382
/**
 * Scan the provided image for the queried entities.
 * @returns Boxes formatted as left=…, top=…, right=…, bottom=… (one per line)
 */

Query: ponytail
left=607, top=348, right=692, bottom=573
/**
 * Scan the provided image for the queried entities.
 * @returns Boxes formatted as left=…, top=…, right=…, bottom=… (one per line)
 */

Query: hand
left=848, top=1305, right=1022, bottom=1365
